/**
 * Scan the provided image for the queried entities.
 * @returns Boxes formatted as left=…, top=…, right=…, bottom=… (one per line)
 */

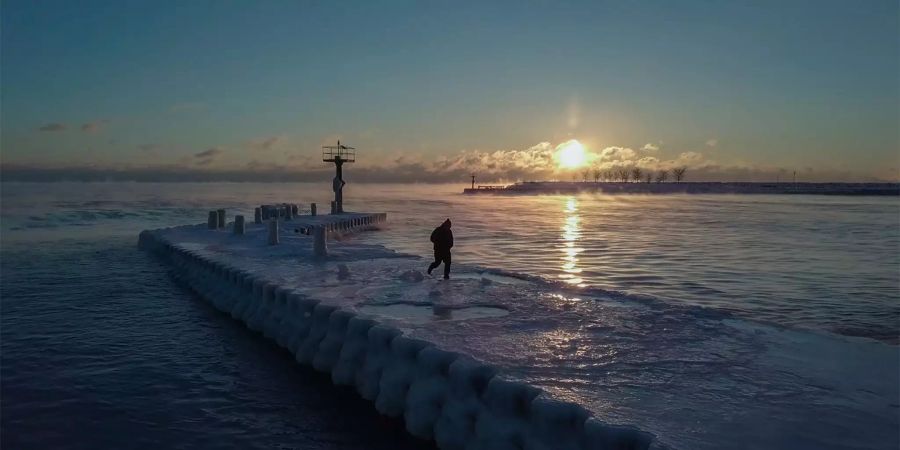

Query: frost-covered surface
left=139, top=214, right=899, bottom=450
left=139, top=215, right=657, bottom=450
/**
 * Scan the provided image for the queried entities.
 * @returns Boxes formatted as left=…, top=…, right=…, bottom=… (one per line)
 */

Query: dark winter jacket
left=430, top=219, right=453, bottom=253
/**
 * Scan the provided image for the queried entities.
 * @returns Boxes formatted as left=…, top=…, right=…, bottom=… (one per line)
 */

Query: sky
left=1, top=0, right=898, bottom=182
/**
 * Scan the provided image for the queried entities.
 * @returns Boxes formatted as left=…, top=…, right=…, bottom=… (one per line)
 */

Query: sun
left=555, top=140, right=588, bottom=169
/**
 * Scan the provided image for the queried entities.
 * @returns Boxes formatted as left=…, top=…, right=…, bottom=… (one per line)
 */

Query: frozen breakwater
left=464, top=181, right=900, bottom=195
left=138, top=211, right=657, bottom=450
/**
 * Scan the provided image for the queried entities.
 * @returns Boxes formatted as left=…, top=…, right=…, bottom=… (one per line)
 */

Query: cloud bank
left=1, top=141, right=895, bottom=182
left=80, top=120, right=108, bottom=133
left=193, top=147, right=225, bottom=166
left=245, top=135, right=287, bottom=151
left=36, top=120, right=108, bottom=133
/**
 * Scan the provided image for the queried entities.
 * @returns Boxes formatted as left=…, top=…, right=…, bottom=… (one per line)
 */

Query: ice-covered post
left=254, top=207, right=262, bottom=224
left=234, top=215, right=245, bottom=235
left=216, top=209, right=226, bottom=228
left=268, top=219, right=279, bottom=245
left=284, top=205, right=292, bottom=221
left=291, top=204, right=298, bottom=216
left=333, top=174, right=345, bottom=214
left=310, top=203, right=317, bottom=216
left=313, top=225, right=327, bottom=257
left=207, top=211, right=217, bottom=229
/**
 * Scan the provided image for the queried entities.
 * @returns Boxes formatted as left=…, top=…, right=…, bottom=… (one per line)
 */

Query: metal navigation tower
left=322, top=140, right=355, bottom=214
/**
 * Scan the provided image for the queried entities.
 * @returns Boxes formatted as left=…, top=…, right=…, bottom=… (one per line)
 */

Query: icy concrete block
left=376, top=336, right=431, bottom=417
left=313, top=309, right=356, bottom=372
left=231, top=277, right=261, bottom=320
left=333, top=316, right=377, bottom=386
left=296, top=304, right=337, bottom=364
left=405, top=347, right=459, bottom=439
left=287, top=298, right=321, bottom=356
left=471, top=378, right=541, bottom=448
left=263, top=286, right=291, bottom=339
left=434, top=358, right=497, bottom=450
left=275, top=291, right=304, bottom=348
left=248, top=282, right=278, bottom=332
left=357, top=325, right=402, bottom=401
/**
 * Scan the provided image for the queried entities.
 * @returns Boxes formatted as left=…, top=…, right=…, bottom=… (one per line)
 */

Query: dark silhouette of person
left=427, top=218, right=453, bottom=279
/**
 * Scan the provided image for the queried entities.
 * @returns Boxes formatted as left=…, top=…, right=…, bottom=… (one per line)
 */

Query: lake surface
left=2, top=182, right=898, bottom=449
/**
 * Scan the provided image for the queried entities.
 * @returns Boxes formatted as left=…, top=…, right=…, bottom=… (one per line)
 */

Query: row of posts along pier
left=205, top=204, right=386, bottom=257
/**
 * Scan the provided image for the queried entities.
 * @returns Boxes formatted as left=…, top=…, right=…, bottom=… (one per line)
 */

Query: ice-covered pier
left=138, top=209, right=657, bottom=450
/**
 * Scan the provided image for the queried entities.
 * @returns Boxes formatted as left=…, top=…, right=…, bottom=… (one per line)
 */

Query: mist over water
left=2, top=182, right=898, bottom=449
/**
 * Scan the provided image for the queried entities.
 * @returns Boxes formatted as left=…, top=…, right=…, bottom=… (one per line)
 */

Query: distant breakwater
left=464, top=181, right=900, bottom=196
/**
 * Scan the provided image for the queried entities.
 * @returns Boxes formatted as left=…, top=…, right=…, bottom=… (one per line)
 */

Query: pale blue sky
left=1, top=0, right=897, bottom=181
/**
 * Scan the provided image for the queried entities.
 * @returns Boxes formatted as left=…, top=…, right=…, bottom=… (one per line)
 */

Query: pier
left=138, top=206, right=655, bottom=450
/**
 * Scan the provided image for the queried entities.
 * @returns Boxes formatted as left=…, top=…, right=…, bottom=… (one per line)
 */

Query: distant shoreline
left=463, top=181, right=900, bottom=196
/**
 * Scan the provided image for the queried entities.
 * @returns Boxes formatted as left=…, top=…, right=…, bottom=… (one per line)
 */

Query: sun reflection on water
left=559, top=197, right=585, bottom=287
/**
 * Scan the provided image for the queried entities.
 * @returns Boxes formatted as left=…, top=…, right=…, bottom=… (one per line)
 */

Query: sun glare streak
left=559, top=197, right=585, bottom=286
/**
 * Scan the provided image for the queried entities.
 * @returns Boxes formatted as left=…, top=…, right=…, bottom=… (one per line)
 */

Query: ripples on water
left=1, top=182, right=898, bottom=449
left=1, top=236, right=430, bottom=449
left=353, top=185, right=900, bottom=344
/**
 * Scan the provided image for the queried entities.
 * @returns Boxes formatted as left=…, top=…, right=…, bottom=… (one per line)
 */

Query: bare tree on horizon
left=592, top=168, right=601, bottom=182
left=655, top=169, right=669, bottom=183
left=617, top=168, right=631, bottom=183
left=673, top=166, right=687, bottom=182
left=631, top=167, right=643, bottom=183
left=644, top=172, right=653, bottom=183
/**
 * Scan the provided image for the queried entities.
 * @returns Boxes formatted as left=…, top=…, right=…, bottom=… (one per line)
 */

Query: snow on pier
left=138, top=211, right=657, bottom=450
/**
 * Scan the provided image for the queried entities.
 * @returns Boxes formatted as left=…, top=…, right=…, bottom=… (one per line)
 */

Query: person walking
left=427, top=218, right=453, bottom=279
